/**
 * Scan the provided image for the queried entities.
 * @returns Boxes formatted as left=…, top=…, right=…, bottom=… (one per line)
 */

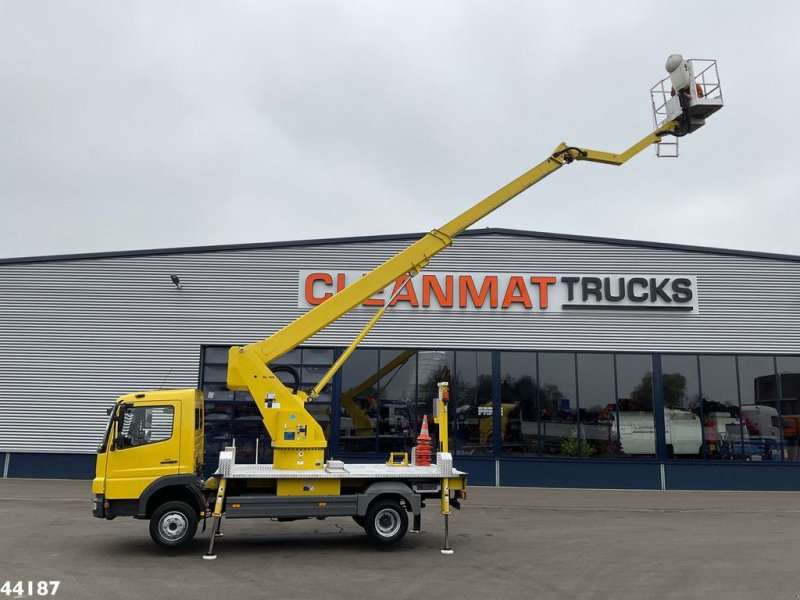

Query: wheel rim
left=160, top=511, right=188, bottom=540
left=374, top=508, right=401, bottom=537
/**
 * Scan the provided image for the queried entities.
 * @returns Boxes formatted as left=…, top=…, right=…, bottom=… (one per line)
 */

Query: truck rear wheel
left=364, top=499, right=408, bottom=545
left=149, top=501, right=198, bottom=549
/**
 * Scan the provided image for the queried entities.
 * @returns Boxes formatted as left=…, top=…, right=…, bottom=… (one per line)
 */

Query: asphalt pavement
left=0, top=479, right=798, bottom=600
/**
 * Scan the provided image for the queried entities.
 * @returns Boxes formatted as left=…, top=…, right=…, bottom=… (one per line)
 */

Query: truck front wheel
left=149, top=501, right=198, bottom=549
left=364, top=499, right=408, bottom=545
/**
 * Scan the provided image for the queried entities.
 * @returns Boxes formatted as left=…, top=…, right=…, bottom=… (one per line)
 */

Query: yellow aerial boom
left=225, top=55, right=723, bottom=473
left=92, top=55, right=723, bottom=555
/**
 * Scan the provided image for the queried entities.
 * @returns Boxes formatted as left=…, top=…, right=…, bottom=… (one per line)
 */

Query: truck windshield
left=97, top=405, right=116, bottom=453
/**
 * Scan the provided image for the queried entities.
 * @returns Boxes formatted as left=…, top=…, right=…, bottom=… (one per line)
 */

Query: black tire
left=364, top=499, right=408, bottom=545
left=149, top=501, right=198, bottom=549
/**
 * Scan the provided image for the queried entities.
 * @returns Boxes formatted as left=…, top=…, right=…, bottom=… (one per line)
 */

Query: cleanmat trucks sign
left=299, top=272, right=698, bottom=314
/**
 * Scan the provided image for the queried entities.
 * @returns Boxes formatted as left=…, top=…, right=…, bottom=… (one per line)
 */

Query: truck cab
left=92, top=390, right=205, bottom=525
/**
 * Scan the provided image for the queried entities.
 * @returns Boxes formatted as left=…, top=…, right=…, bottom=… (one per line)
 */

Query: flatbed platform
left=215, top=449, right=465, bottom=480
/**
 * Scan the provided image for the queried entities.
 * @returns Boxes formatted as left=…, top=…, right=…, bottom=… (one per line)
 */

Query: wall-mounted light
left=170, top=274, right=182, bottom=289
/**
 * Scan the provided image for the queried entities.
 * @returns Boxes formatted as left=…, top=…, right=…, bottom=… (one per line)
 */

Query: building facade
left=1, top=229, right=799, bottom=489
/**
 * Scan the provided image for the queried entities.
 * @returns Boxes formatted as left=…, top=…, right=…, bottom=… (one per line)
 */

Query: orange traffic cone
left=415, top=415, right=432, bottom=466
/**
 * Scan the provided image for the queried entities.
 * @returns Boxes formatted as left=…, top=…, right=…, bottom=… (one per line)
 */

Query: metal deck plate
left=215, top=450, right=464, bottom=480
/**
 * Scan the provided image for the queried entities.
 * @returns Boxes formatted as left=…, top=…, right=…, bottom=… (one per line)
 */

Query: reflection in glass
left=738, top=356, right=782, bottom=461
left=378, top=350, right=418, bottom=453
left=577, top=353, right=617, bottom=458
left=203, top=364, right=228, bottom=383
left=661, top=355, right=703, bottom=460
left=302, top=348, right=334, bottom=365
left=301, top=365, right=329, bottom=386
left=339, top=349, right=379, bottom=453
left=660, top=356, right=700, bottom=411
left=200, top=342, right=800, bottom=472
left=203, top=346, right=230, bottom=363
left=453, top=352, right=493, bottom=456
left=500, top=352, right=538, bottom=456
left=777, top=357, right=800, bottom=461
left=538, top=353, right=577, bottom=457
left=699, top=355, right=741, bottom=460
left=415, top=351, right=454, bottom=454
left=233, top=401, right=271, bottom=464
left=614, top=354, right=656, bottom=457
left=277, top=349, right=302, bottom=364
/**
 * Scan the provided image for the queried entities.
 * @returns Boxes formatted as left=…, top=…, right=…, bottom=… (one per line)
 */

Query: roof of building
left=1, top=227, right=798, bottom=265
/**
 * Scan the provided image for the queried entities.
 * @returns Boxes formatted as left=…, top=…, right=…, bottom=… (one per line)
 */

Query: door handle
left=160, top=459, right=178, bottom=465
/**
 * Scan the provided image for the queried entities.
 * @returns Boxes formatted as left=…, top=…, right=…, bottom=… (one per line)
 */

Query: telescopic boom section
left=226, top=121, right=678, bottom=470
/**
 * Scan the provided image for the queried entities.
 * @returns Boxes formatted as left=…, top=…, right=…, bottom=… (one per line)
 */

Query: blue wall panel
left=453, top=457, right=495, bottom=486
left=7, top=451, right=800, bottom=492
left=500, top=459, right=662, bottom=489
left=665, top=463, right=800, bottom=491
left=8, top=453, right=95, bottom=479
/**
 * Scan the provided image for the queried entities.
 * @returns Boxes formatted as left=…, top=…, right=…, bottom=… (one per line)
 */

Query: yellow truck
left=91, top=55, right=722, bottom=556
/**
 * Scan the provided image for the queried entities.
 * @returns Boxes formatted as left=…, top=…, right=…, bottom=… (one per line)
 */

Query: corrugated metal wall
left=1, top=231, right=798, bottom=453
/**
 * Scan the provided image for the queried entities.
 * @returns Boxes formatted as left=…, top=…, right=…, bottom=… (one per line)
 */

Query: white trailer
left=608, top=409, right=702, bottom=457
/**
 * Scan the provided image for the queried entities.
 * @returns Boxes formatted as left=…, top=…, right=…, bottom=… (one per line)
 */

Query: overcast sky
left=1, top=1, right=798, bottom=259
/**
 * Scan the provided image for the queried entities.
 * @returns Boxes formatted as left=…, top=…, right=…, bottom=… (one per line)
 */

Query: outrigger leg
left=203, top=477, right=227, bottom=560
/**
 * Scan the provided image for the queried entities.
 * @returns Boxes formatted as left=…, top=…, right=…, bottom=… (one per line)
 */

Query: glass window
left=500, top=352, right=537, bottom=456
left=278, top=349, right=302, bottom=364
left=415, top=351, right=455, bottom=455
left=453, top=352, right=493, bottom=456
left=232, top=402, right=262, bottom=436
left=203, top=364, right=228, bottom=384
left=119, top=405, right=174, bottom=448
left=204, top=346, right=230, bottom=363
left=738, top=356, right=782, bottom=462
left=538, top=353, right=577, bottom=457
left=301, top=365, right=328, bottom=386
left=339, top=348, right=379, bottom=453
left=699, top=355, right=741, bottom=460
left=777, top=357, right=800, bottom=461
left=577, top=353, right=617, bottom=458
left=661, top=355, right=700, bottom=411
left=661, top=355, right=703, bottom=460
left=614, top=354, right=655, bottom=458
left=232, top=401, right=271, bottom=464
left=377, top=350, right=417, bottom=453
left=777, top=357, right=800, bottom=412
left=303, top=348, right=334, bottom=365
